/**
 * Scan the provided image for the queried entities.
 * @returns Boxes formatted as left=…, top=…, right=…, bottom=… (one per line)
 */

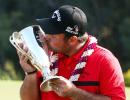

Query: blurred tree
left=0, top=0, right=130, bottom=79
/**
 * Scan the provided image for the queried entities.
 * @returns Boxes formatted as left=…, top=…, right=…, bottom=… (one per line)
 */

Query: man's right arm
left=20, top=73, right=41, bottom=100
left=16, top=46, right=41, bottom=100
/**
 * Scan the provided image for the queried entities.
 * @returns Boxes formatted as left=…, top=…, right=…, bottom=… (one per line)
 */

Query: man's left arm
left=50, top=76, right=111, bottom=100
left=69, top=86, right=111, bottom=100
left=50, top=51, right=126, bottom=100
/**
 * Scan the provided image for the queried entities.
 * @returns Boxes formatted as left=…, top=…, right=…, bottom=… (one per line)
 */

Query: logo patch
left=52, top=10, right=61, bottom=22
left=65, top=25, right=79, bottom=35
left=74, top=25, right=79, bottom=33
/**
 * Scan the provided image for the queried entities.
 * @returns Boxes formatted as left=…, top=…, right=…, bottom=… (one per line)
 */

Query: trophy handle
left=39, top=66, right=61, bottom=92
left=40, top=76, right=61, bottom=92
left=9, top=32, right=42, bottom=71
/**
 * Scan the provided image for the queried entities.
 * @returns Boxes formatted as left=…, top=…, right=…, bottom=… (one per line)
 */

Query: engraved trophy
left=9, top=25, right=60, bottom=92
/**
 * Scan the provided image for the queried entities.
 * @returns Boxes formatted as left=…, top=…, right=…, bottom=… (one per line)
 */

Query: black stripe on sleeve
left=72, top=81, right=99, bottom=86
left=39, top=77, right=99, bottom=86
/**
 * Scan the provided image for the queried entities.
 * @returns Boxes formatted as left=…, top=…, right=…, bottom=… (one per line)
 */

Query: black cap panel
left=36, top=5, right=87, bottom=36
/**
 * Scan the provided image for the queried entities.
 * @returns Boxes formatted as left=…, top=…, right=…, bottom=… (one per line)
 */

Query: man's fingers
left=23, top=46, right=28, bottom=52
left=50, top=82, right=62, bottom=94
left=20, top=55, right=28, bottom=63
left=18, top=43, right=23, bottom=48
left=17, top=50, right=22, bottom=58
left=16, top=43, right=28, bottom=59
left=18, top=43, right=29, bottom=53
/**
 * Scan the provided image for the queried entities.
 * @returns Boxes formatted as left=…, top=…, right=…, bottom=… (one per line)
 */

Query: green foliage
left=124, top=69, right=130, bottom=87
left=0, top=69, right=11, bottom=80
left=0, top=0, right=130, bottom=79
left=119, top=18, right=130, bottom=61
left=0, top=60, right=21, bottom=80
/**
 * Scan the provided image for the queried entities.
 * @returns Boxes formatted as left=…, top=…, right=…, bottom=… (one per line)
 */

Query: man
left=18, top=5, right=126, bottom=100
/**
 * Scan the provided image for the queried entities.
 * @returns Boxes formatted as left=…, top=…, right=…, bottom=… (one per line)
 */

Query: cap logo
left=74, top=25, right=79, bottom=32
left=52, top=10, right=61, bottom=22
left=65, top=26, right=78, bottom=35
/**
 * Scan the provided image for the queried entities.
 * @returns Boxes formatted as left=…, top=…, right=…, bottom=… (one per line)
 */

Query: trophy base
left=40, top=76, right=61, bottom=92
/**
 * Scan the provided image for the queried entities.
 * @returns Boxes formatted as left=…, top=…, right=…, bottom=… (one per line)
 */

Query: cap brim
left=36, top=18, right=62, bottom=34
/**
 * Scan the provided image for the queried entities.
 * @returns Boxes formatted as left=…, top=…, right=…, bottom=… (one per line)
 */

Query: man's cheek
left=51, top=42, right=58, bottom=47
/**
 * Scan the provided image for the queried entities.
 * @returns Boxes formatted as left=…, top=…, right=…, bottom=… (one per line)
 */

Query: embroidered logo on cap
left=52, top=10, right=61, bottom=22
left=65, top=25, right=79, bottom=35
left=74, top=25, right=79, bottom=33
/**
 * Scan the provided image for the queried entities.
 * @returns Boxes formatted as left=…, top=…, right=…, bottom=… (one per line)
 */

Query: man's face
left=43, top=33, right=70, bottom=53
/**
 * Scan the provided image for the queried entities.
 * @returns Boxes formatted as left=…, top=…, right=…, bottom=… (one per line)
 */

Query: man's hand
left=17, top=44, right=41, bottom=100
left=50, top=76, right=77, bottom=97
left=39, top=32, right=51, bottom=56
left=17, top=43, right=36, bottom=73
left=50, top=76, right=111, bottom=100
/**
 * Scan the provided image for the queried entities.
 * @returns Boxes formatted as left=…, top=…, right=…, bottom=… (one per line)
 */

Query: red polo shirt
left=37, top=36, right=126, bottom=100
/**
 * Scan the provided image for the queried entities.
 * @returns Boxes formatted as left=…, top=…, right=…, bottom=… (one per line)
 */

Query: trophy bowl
left=9, top=25, right=60, bottom=92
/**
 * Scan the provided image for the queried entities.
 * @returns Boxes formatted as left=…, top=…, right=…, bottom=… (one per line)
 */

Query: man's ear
left=68, top=36, right=78, bottom=45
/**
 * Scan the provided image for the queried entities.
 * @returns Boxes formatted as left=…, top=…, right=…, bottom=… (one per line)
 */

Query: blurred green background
left=0, top=0, right=130, bottom=99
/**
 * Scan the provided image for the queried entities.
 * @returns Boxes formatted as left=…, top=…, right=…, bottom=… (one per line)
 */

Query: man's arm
left=20, top=73, right=41, bottom=100
left=70, top=87, right=111, bottom=100
left=16, top=46, right=41, bottom=100
left=50, top=76, right=111, bottom=100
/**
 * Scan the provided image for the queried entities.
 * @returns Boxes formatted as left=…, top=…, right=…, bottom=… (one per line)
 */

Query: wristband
left=25, top=68, right=37, bottom=75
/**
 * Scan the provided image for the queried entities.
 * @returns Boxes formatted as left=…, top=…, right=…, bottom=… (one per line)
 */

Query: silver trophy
left=9, top=25, right=60, bottom=92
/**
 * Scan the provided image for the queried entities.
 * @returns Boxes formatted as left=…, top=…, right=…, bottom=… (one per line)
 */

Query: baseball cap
left=36, top=5, right=87, bottom=36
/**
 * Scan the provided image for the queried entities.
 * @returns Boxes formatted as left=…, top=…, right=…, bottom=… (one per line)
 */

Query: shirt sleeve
left=99, top=51, right=126, bottom=100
